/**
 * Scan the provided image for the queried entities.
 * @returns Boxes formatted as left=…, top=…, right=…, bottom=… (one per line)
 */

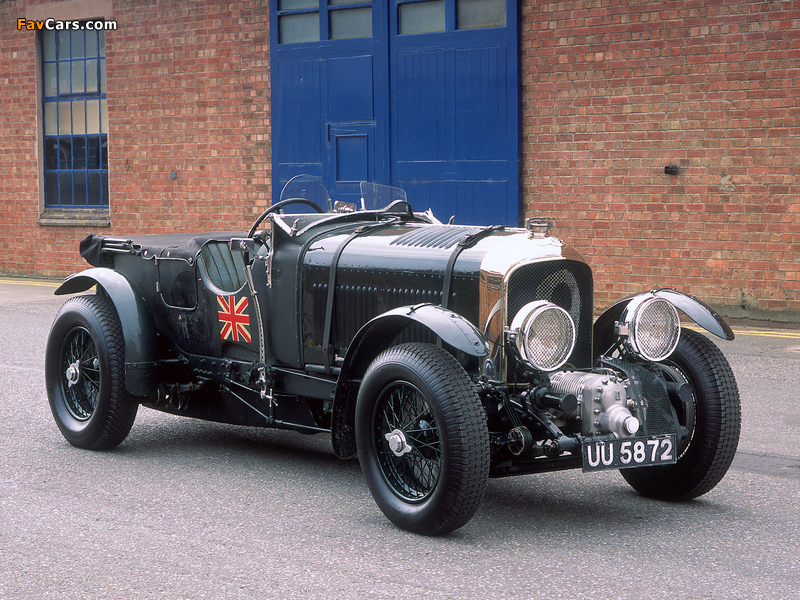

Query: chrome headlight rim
left=619, top=295, right=681, bottom=362
left=509, top=300, right=576, bottom=372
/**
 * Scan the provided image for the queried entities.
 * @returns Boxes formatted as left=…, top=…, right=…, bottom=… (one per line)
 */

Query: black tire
left=355, top=343, right=489, bottom=535
left=45, top=294, right=138, bottom=449
left=621, top=329, right=740, bottom=500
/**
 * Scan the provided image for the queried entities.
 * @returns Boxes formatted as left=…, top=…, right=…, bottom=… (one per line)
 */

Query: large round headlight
left=618, top=296, right=680, bottom=362
left=509, top=301, right=576, bottom=371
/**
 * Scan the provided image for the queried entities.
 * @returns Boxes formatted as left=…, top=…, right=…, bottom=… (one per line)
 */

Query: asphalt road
left=1, top=278, right=798, bottom=600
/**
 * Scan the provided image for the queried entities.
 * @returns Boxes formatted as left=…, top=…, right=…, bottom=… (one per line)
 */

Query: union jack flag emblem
left=217, top=295, right=251, bottom=343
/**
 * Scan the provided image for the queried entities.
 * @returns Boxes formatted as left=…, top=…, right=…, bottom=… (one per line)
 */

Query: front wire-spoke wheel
left=45, top=294, right=138, bottom=450
left=375, top=381, right=442, bottom=502
left=356, top=343, right=489, bottom=535
left=621, top=328, right=741, bottom=500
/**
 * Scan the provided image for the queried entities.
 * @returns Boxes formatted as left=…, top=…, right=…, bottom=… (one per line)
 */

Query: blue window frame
left=397, top=0, right=506, bottom=34
left=277, top=1, right=372, bottom=44
left=42, top=26, right=108, bottom=208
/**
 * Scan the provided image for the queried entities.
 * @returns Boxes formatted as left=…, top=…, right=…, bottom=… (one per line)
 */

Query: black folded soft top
left=79, top=232, right=247, bottom=267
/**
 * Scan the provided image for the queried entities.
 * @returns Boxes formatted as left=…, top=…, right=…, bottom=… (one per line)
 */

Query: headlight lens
left=619, top=296, right=681, bottom=362
left=509, top=301, right=576, bottom=371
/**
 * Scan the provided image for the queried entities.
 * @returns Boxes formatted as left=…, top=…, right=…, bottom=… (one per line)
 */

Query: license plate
left=582, top=434, right=677, bottom=472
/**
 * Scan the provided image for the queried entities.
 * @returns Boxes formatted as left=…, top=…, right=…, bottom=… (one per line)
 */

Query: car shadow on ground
left=78, top=412, right=739, bottom=541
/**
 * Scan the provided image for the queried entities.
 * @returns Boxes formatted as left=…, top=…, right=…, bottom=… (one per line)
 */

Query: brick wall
left=0, top=2, right=42, bottom=274
left=521, top=0, right=800, bottom=322
left=2, top=0, right=798, bottom=323
left=0, top=0, right=270, bottom=278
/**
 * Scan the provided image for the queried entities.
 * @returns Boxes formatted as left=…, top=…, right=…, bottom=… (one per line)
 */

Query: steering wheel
left=248, top=198, right=325, bottom=238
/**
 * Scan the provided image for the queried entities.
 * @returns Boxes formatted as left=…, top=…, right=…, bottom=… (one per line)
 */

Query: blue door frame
left=270, top=1, right=520, bottom=226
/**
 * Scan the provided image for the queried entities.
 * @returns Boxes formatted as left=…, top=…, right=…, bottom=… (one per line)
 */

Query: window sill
left=38, top=208, right=111, bottom=227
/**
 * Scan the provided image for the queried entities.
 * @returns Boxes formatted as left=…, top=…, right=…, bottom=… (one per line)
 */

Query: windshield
left=360, top=182, right=408, bottom=211
left=279, top=175, right=332, bottom=212
left=276, top=176, right=410, bottom=213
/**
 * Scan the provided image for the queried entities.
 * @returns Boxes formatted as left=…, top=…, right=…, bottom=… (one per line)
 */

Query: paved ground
left=1, top=277, right=798, bottom=600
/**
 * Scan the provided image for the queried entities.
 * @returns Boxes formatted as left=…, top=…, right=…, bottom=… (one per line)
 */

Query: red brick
left=521, top=0, right=800, bottom=320
left=2, top=0, right=798, bottom=323
left=0, top=0, right=271, bottom=278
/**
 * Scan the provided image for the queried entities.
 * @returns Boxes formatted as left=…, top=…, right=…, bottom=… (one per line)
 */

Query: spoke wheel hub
left=385, top=429, right=413, bottom=457
left=65, top=361, right=81, bottom=387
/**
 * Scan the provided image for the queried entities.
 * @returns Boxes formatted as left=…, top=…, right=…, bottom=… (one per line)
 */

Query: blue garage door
left=271, top=1, right=519, bottom=226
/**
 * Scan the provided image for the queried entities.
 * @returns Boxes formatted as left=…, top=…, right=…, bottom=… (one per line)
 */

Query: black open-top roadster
left=46, top=177, right=740, bottom=534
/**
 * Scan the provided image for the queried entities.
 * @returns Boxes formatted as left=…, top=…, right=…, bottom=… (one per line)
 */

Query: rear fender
left=56, top=268, right=158, bottom=397
left=593, top=289, right=734, bottom=361
left=330, top=303, right=490, bottom=459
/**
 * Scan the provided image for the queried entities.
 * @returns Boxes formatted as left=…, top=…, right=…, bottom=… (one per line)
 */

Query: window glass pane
left=100, top=99, right=108, bottom=134
left=86, top=100, right=100, bottom=134
left=73, top=172, right=87, bottom=206
left=279, top=12, right=320, bottom=44
left=46, top=172, right=59, bottom=205
left=58, top=31, right=70, bottom=59
left=100, top=59, right=106, bottom=92
left=44, top=103, right=57, bottom=135
left=58, top=62, right=70, bottom=94
left=71, top=30, right=84, bottom=58
left=44, top=63, right=57, bottom=96
left=45, top=138, right=59, bottom=170
left=86, top=59, right=98, bottom=92
left=43, top=31, right=56, bottom=61
left=330, top=0, right=357, bottom=4
left=72, top=101, right=86, bottom=134
left=58, top=101, right=72, bottom=135
left=87, top=172, right=102, bottom=206
left=73, top=137, right=86, bottom=170
left=72, top=62, right=85, bottom=93
left=59, top=171, right=73, bottom=205
left=101, top=172, right=109, bottom=206
left=87, top=137, right=101, bottom=169
left=101, top=137, right=108, bottom=170
left=330, top=7, right=371, bottom=40
left=58, top=139, right=72, bottom=170
left=99, top=31, right=105, bottom=56
left=399, top=0, right=445, bottom=35
left=279, top=0, right=317, bottom=8
left=457, top=0, right=505, bottom=29
left=86, top=30, right=98, bottom=56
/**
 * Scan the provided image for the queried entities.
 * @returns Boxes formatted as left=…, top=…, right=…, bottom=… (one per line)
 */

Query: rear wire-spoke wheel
left=45, top=294, right=138, bottom=450
left=356, top=343, right=489, bottom=535
left=621, top=329, right=741, bottom=500
left=62, top=327, right=102, bottom=421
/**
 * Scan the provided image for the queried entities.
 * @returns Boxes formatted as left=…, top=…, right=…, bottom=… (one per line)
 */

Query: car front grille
left=506, top=260, right=594, bottom=379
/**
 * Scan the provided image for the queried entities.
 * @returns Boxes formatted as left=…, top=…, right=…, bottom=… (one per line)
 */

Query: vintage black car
left=46, top=177, right=740, bottom=535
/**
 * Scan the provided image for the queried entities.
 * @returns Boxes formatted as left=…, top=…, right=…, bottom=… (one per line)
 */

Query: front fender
left=341, top=303, right=490, bottom=374
left=330, top=303, right=489, bottom=459
left=56, top=268, right=158, bottom=396
left=593, top=289, right=734, bottom=361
